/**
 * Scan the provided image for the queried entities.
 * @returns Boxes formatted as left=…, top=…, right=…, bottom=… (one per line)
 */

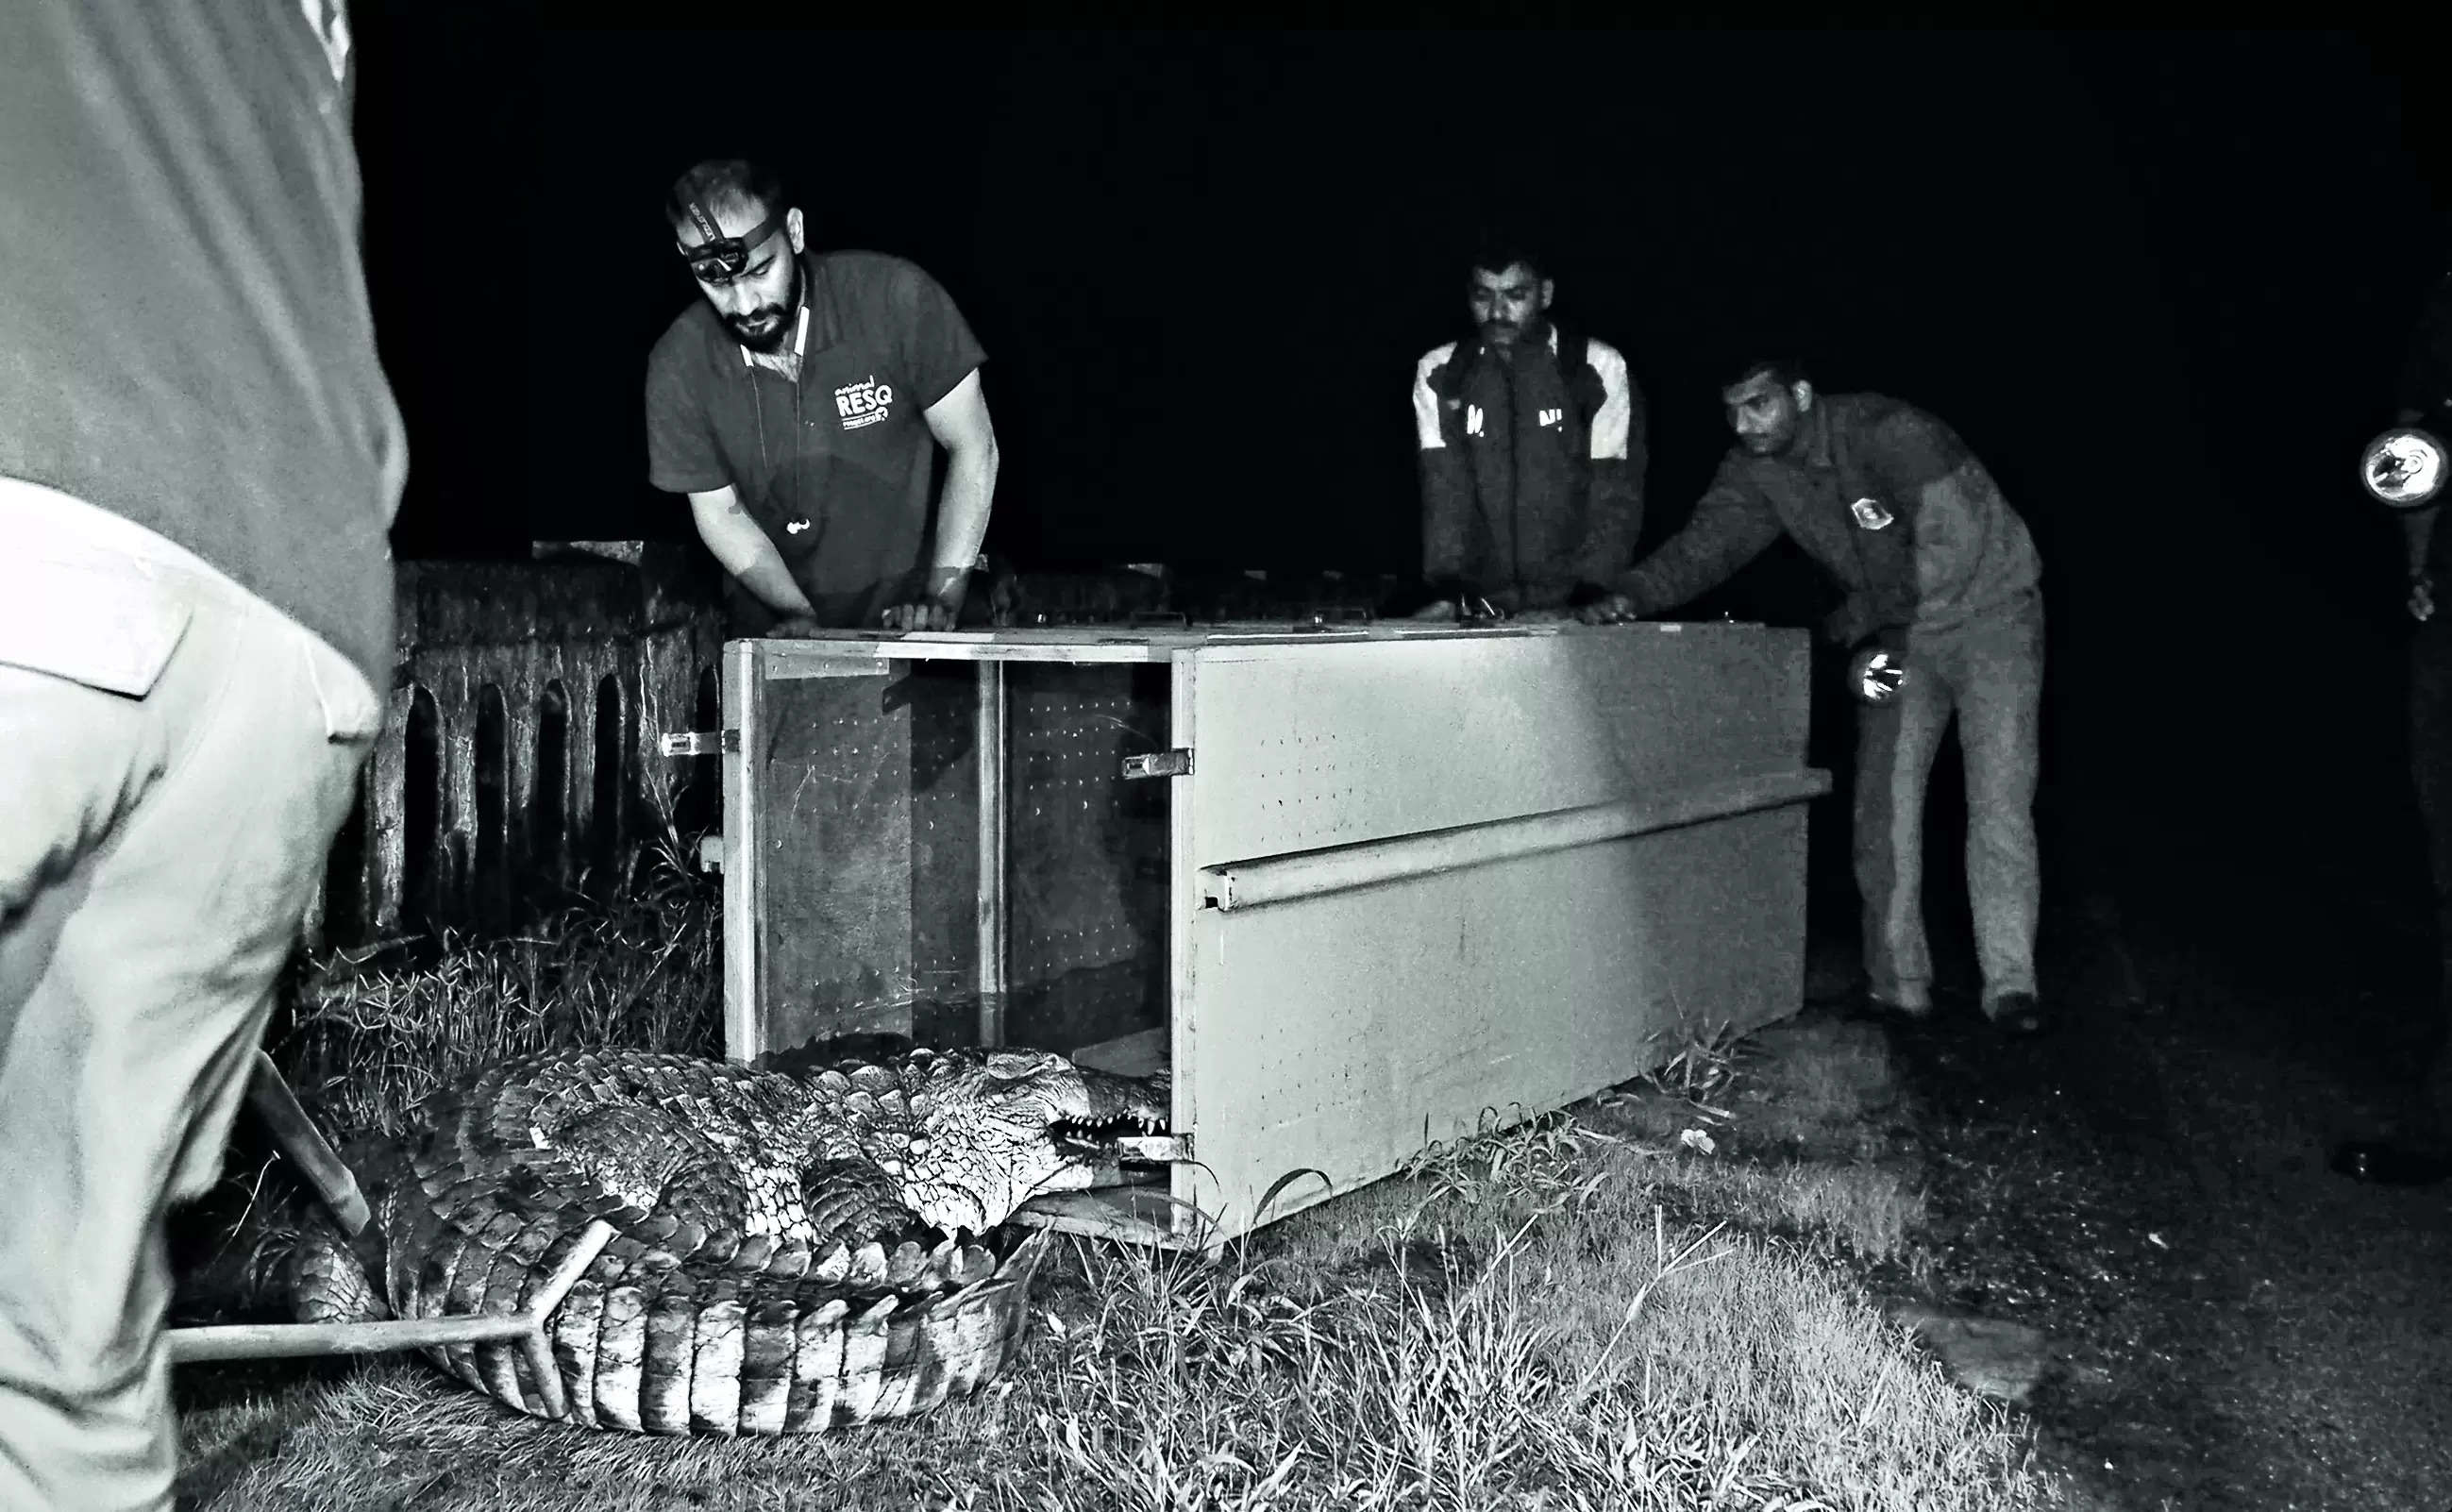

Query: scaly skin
left=287, top=1046, right=1169, bottom=1435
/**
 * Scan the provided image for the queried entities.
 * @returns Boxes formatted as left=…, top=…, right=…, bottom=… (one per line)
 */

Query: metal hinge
left=659, top=730, right=739, bottom=758
left=1120, top=748, right=1193, bottom=780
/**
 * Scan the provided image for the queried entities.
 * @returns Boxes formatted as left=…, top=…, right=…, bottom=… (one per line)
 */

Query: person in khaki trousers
left=0, top=6, right=406, bottom=1506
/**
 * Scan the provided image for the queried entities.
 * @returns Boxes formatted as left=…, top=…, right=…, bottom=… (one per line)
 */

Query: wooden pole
left=244, top=1050, right=369, bottom=1236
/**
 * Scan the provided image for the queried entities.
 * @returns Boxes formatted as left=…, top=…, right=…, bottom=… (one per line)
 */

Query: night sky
left=352, top=22, right=2448, bottom=902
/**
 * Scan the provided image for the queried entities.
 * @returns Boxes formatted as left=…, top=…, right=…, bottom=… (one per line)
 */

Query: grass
left=171, top=867, right=2064, bottom=1511
left=270, top=830, right=723, bottom=1137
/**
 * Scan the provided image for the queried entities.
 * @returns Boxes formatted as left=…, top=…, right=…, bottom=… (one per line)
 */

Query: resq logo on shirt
left=835, top=375, right=895, bottom=430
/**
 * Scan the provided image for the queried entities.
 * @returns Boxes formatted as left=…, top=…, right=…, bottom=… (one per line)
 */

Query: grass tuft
left=270, top=829, right=722, bottom=1138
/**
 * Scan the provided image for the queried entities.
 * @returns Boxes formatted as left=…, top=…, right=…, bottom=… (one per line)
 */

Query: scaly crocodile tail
left=475, top=1222, right=1050, bottom=1435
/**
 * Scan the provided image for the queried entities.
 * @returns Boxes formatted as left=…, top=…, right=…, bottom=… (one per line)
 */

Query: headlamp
left=2360, top=426, right=2446, bottom=511
left=679, top=199, right=787, bottom=284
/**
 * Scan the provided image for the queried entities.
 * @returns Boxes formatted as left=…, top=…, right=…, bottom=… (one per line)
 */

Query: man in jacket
left=1410, top=244, right=1645, bottom=617
left=1584, top=359, right=2049, bottom=1033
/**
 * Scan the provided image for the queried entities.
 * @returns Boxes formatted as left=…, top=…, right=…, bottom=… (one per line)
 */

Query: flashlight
left=2360, top=427, right=2446, bottom=511
left=1850, top=645, right=1907, bottom=705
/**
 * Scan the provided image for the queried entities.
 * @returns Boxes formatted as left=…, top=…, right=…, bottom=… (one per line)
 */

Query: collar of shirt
left=739, top=301, right=811, bottom=380
left=1457, top=322, right=1562, bottom=373
left=1790, top=397, right=1838, bottom=471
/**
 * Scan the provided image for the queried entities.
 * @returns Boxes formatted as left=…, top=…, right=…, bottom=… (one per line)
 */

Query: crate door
left=724, top=644, right=982, bottom=1061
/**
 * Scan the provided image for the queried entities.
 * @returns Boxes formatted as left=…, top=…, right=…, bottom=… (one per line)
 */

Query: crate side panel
left=1181, top=805, right=1809, bottom=1242
left=1185, top=626, right=1809, bottom=867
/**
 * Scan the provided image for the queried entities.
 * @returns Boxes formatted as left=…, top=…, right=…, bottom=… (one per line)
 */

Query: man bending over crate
left=646, top=159, right=1000, bottom=636
left=1582, top=359, right=2050, bottom=1037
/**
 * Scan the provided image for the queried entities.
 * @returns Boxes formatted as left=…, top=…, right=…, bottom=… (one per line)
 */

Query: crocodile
left=284, top=1044, right=1171, bottom=1435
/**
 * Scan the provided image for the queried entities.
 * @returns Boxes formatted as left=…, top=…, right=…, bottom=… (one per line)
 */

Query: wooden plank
left=721, top=640, right=762, bottom=1063
left=1167, top=656, right=1201, bottom=1245
left=763, top=634, right=1172, bottom=667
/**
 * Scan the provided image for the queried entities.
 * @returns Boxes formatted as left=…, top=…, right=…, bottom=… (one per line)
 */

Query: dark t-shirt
left=645, top=251, right=986, bottom=629
left=0, top=3, right=408, bottom=693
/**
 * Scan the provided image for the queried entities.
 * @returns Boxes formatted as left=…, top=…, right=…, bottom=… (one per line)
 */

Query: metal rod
left=244, top=1050, right=369, bottom=1237
left=1197, top=770, right=1833, bottom=912
left=974, top=661, right=1007, bottom=1049
left=165, top=1220, right=618, bottom=1406
left=168, top=1309, right=541, bottom=1363
left=513, top=1221, right=614, bottom=1419
left=530, top=1219, right=618, bottom=1316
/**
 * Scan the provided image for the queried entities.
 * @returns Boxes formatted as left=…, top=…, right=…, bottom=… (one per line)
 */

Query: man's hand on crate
left=882, top=567, right=972, bottom=632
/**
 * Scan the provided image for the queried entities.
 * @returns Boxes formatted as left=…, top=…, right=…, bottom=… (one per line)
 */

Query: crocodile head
left=844, top=1048, right=1170, bottom=1238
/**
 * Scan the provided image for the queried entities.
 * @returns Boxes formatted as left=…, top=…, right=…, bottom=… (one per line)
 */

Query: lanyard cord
left=747, top=320, right=808, bottom=532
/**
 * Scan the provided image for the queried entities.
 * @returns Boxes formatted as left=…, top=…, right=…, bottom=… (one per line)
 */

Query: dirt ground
left=1811, top=819, right=2452, bottom=1512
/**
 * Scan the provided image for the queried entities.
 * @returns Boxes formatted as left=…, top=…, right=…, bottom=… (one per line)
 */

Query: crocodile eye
left=984, top=1050, right=1047, bottom=1081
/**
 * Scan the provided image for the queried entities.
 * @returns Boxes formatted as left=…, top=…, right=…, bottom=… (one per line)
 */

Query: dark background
left=352, top=22, right=2450, bottom=918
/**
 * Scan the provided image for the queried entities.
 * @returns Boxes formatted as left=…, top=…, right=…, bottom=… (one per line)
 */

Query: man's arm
left=687, top=486, right=817, bottom=619
left=883, top=367, right=999, bottom=630
left=1572, top=342, right=1646, bottom=592
left=1414, top=345, right=1476, bottom=587
left=1583, top=469, right=1784, bottom=622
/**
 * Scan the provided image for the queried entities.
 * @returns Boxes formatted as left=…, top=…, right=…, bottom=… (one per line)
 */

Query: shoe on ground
left=1985, top=991, right=2050, bottom=1036
left=1832, top=985, right=1933, bottom=1023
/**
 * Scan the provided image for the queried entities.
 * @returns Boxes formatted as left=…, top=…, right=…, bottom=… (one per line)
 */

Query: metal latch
left=659, top=730, right=739, bottom=758
left=1120, top=748, right=1193, bottom=780
left=1078, top=1133, right=1193, bottom=1190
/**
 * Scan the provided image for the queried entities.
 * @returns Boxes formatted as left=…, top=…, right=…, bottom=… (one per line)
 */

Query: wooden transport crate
left=690, top=621, right=1830, bottom=1250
